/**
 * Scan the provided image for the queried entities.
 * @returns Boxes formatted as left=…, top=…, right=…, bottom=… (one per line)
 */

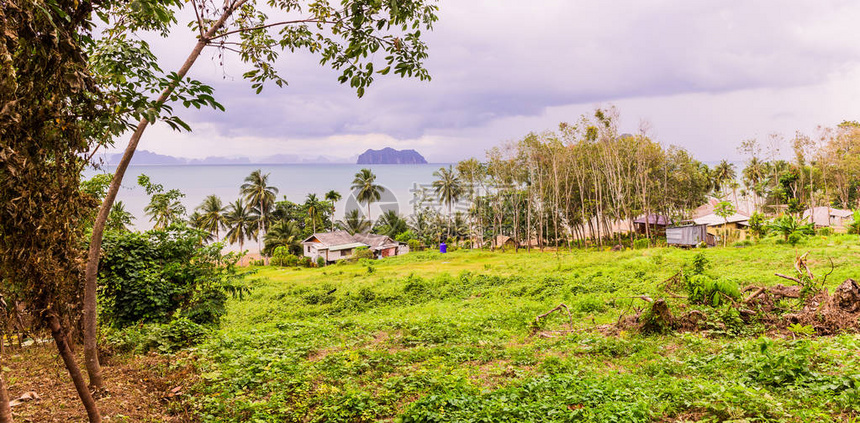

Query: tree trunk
left=49, top=315, right=101, bottom=423
left=259, top=199, right=265, bottom=255
left=81, top=1, right=247, bottom=389
left=0, top=356, right=11, bottom=423
left=526, top=181, right=532, bottom=252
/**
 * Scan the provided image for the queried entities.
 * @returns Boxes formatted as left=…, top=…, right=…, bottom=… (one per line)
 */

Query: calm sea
left=84, top=164, right=449, bottom=232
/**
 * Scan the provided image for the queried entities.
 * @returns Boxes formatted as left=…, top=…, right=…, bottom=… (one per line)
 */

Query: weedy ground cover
left=184, top=235, right=860, bottom=422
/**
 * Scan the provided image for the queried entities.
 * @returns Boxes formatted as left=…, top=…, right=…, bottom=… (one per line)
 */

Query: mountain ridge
left=99, top=150, right=348, bottom=166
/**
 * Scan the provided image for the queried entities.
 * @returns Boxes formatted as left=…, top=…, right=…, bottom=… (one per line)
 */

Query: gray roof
left=353, top=233, right=399, bottom=250
left=802, top=207, right=854, bottom=226
left=303, top=231, right=398, bottom=251
left=633, top=214, right=672, bottom=225
left=302, top=231, right=359, bottom=247
left=693, top=213, right=750, bottom=226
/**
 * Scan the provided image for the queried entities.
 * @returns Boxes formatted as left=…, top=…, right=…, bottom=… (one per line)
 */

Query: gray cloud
left=135, top=1, right=860, bottom=161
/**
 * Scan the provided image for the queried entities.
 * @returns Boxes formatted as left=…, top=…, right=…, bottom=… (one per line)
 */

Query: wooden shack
left=667, top=224, right=715, bottom=247
left=633, top=214, right=672, bottom=236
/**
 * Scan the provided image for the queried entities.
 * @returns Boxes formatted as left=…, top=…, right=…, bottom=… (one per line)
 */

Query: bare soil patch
left=3, top=345, right=194, bottom=422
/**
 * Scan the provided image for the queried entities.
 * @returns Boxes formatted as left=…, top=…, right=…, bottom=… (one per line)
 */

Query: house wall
left=667, top=226, right=705, bottom=246
left=706, top=223, right=747, bottom=242
left=334, top=249, right=353, bottom=260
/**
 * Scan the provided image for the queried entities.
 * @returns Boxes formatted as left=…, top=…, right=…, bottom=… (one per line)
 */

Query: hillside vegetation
left=179, top=236, right=860, bottom=422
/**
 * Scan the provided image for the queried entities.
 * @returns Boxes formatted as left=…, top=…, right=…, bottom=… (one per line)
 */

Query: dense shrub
left=99, top=224, right=248, bottom=328
left=633, top=238, right=650, bottom=249
left=395, top=230, right=417, bottom=243
left=106, top=317, right=209, bottom=354
left=271, top=247, right=299, bottom=267
left=767, top=215, right=814, bottom=242
left=351, top=246, right=374, bottom=261
left=407, top=239, right=422, bottom=252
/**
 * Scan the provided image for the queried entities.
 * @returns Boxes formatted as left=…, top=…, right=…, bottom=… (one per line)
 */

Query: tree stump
left=833, top=279, right=860, bottom=312
left=639, top=299, right=675, bottom=334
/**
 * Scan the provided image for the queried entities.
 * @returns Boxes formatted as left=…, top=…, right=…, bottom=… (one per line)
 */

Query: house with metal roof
left=301, top=231, right=408, bottom=263
left=667, top=224, right=715, bottom=247
left=802, top=207, right=854, bottom=230
left=692, top=212, right=750, bottom=243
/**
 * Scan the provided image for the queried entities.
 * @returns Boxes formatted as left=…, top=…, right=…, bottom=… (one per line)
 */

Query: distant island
left=356, top=147, right=428, bottom=165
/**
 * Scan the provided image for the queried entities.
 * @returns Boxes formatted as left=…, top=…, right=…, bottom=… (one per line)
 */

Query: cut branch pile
left=608, top=252, right=860, bottom=337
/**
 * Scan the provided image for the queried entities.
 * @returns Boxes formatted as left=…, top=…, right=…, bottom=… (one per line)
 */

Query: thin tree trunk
left=0, top=352, right=11, bottom=423
left=526, top=180, right=532, bottom=252
left=49, top=315, right=101, bottom=423
left=81, top=1, right=247, bottom=389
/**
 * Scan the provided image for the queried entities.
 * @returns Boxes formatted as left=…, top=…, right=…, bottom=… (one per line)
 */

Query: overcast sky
left=116, top=1, right=860, bottom=163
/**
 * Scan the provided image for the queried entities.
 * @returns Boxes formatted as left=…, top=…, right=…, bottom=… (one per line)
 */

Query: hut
left=492, top=235, right=518, bottom=250
left=802, top=207, right=854, bottom=230
left=633, top=214, right=672, bottom=236
left=667, top=224, right=715, bottom=247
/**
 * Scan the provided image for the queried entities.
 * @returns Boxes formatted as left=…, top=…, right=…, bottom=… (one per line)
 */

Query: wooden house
left=302, top=231, right=409, bottom=263
left=693, top=212, right=750, bottom=243
left=633, top=214, right=672, bottom=236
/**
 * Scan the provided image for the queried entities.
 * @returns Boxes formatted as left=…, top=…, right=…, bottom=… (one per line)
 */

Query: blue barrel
left=440, top=242, right=447, bottom=253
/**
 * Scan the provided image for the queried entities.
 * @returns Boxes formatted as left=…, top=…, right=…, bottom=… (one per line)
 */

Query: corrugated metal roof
left=633, top=214, right=672, bottom=225
left=693, top=213, right=749, bottom=226
left=353, top=233, right=396, bottom=248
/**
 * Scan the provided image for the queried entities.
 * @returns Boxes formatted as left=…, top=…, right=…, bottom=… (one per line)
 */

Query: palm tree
left=408, top=209, right=432, bottom=242
left=304, top=193, right=323, bottom=234
left=432, top=165, right=463, bottom=238
left=337, top=209, right=371, bottom=234
left=325, top=190, right=342, bottom=231
left=223, top=198, right=257, bottom=252
left=374, top=209, right=408, bottom=237
left=241, top=170, right=279, bottom=253
left=351, top=168, right=384, bottom=223
left=195, top=194, right=225, bottom=241
left=263, top=220, right=303, bottom=256
left=106, top=201, right=134, bottom=232
left=711, top=160, right=736, bottom=196
left=188, top=211, right=214, bottom=243
left=144, top=190, right=185, bottom=229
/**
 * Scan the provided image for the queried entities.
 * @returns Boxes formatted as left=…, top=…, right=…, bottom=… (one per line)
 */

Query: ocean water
left=85, top=164, right=450, bottom=232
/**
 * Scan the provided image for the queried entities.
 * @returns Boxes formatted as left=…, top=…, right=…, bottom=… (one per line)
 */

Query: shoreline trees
left=81, top=0, right=439, bottom=390
left=351, top=169, right=385, bottom=224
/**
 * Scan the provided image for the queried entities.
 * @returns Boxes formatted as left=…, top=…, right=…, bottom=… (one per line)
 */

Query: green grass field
left=187, top=235, right=860, bottom=422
